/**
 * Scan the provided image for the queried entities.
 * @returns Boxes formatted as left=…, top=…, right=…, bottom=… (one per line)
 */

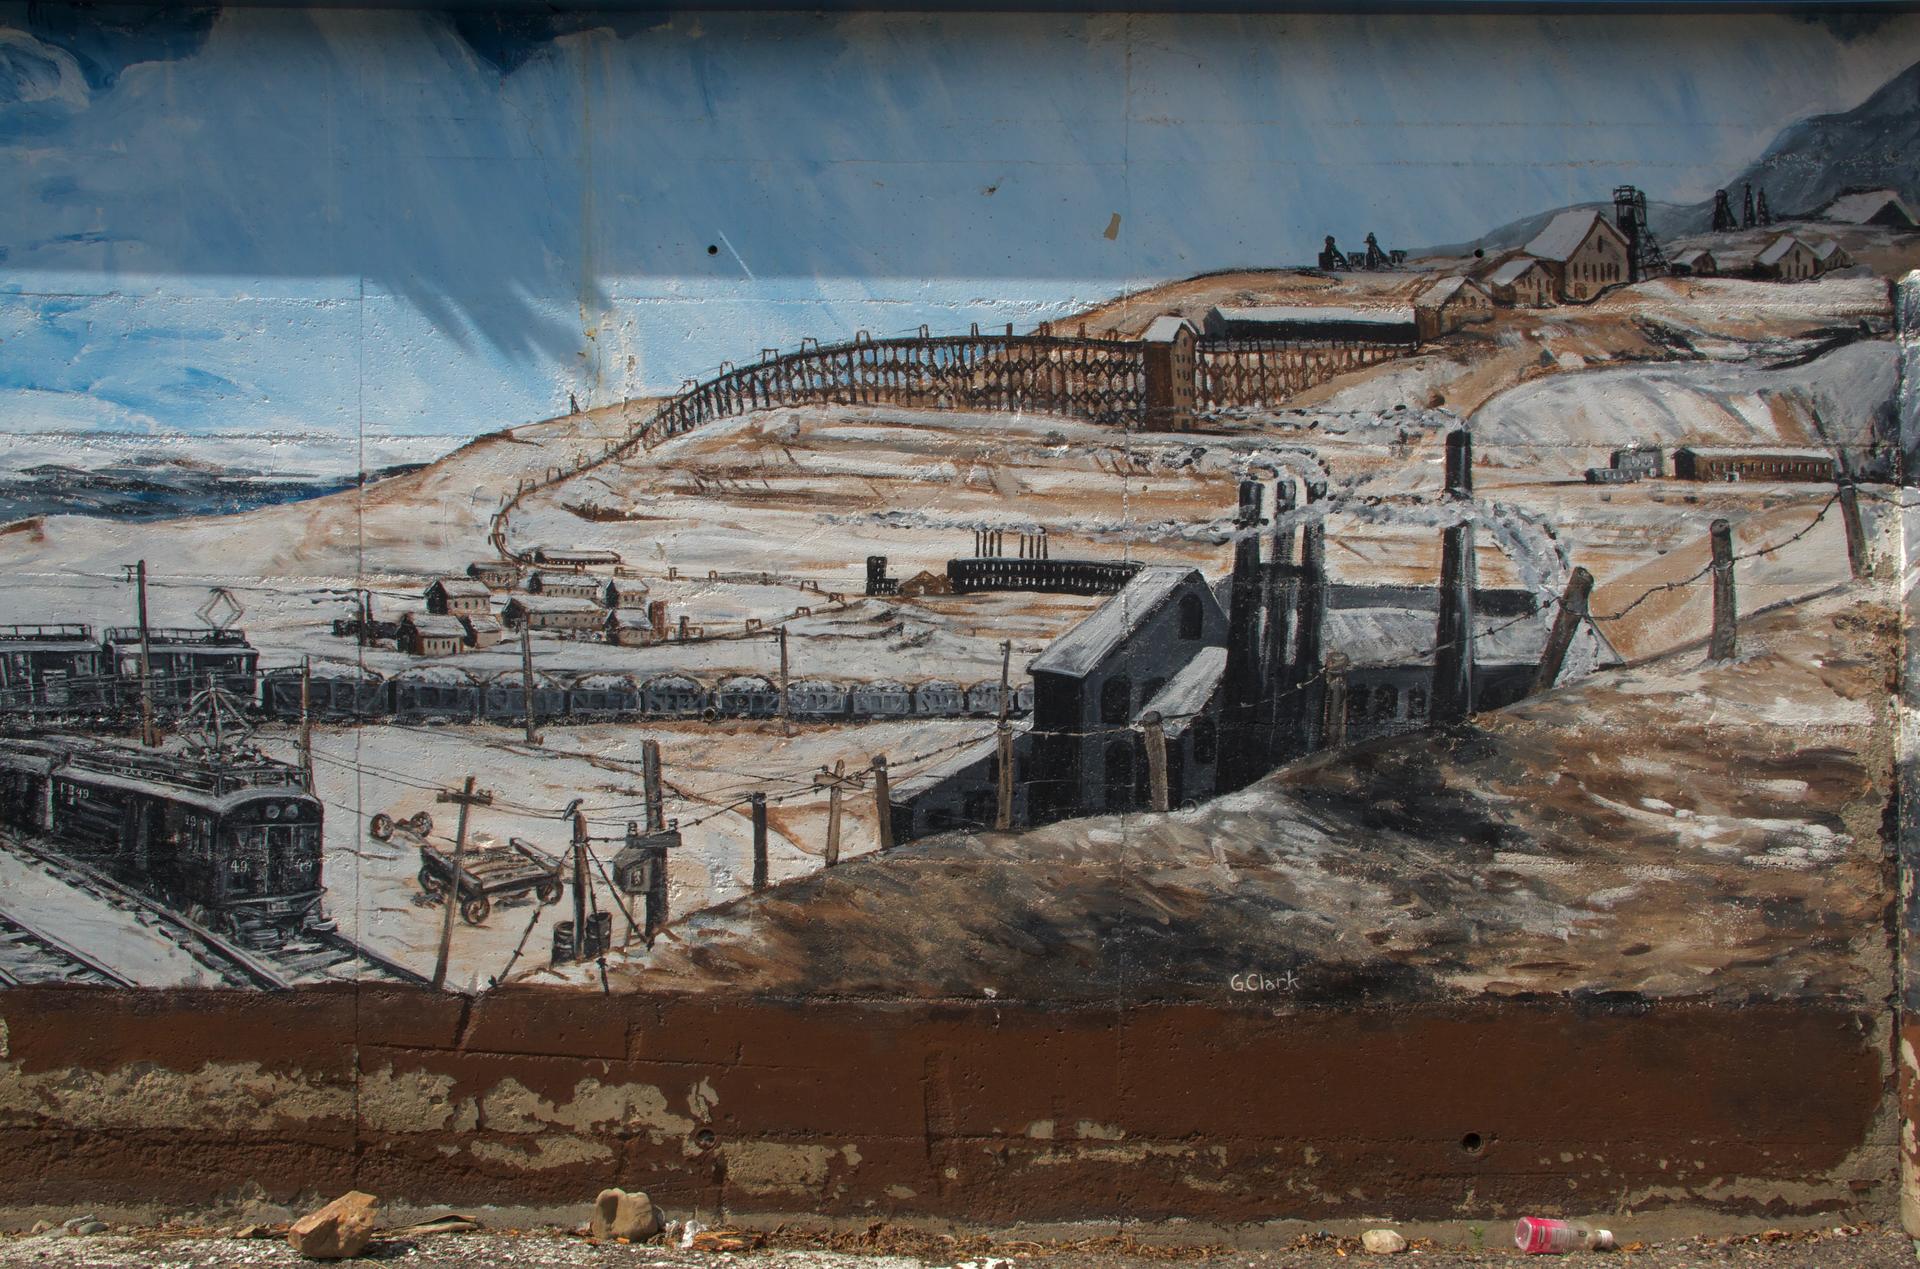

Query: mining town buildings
left=1672, top=447, right=1838, bottom=482
left=462, top=614, right=505, bottom=649
left=603, top=578, right=652, bottom=609
left=532, top=546, right=622, bottom=569
left=1413, top=276, right=1494, bottom=339
left=425, top=577, right=494, bottom=617
left=1484, top=256, right=1556, bottom=307
left=466, top=560, right=519, bottom=589
left=400, top=612, right=467, bottom=657
left=503, top=596, right=606, bottom=632
left=1204, top=304, right=1420, bottom=345
left=1523, top=208, right=1633, bottom=301
left=1756, top=234, right=1820, bottom=281
left=1816, top=187, right=1919, bottom=229
left=527, top=572, right=604, bottom=601
left=1140, top=315, right=1200, bottom=431
left=1669, top=248, right=1717, bottom=277
left=893, top=457, right=1625, bottom=842
left=1024, top=566, right=1229, bottom=820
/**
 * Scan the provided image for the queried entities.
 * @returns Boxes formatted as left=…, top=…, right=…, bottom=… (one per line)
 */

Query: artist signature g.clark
left=1229, top=970, right=1301, bottom=993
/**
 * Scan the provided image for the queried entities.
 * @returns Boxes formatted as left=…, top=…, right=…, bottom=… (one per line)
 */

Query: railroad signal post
left=430, top=777, right=492, bottom=991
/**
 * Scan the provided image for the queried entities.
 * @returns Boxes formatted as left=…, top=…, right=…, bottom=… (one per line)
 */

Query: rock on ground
left=591, top=1190, right=662, bottom=1243
left=287, top=1192, right=378, bottom=1260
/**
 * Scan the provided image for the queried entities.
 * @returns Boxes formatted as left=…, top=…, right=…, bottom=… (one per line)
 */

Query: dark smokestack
left=1270, top=477, right=1298, bottom=565
left=1431, top=524, right=1476, bottom=725
left=1220, top=480, right=1267, bottom=789
left=1444, top=429, right=1473, bottom=499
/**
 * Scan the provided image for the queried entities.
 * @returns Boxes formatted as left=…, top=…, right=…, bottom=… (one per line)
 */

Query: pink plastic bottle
left=1514, top=1217, right=1615, bottom=1254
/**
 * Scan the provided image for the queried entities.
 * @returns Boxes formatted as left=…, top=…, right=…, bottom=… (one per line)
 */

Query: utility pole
left=776, top=626, right=791, bottom=737
left=570, top=808, right=591, bottom=962
left=641, top=739, right=665, bottom=833
left=123, top=561, right=157, bottom=747
left=519, top=621, right=541, bottom=745
left=431, top=777, right=492, bottom=992
left=813, top=759, right=866, bottom=865
left=1708, top=518, right=1737, bottom=662
left=995, top=639, right=1015, bottom=831
left=750, top=792, right=769, bottom=891
left=872, top=755, right=894, bottom=852
left=298, top=655, right=314, bottom=791
left=1141, top=711, right=1170, bottom=814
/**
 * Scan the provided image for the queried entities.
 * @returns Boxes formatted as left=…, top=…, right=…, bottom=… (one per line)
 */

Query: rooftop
left=1208, top=303, right=1417, bottom=328
left=1137, top=645, right=1227, bottom=738
left=1523, top=208, right=1620, bottom=263
left=1485, top=256, right=1546, bottom=286
left=1029, top=566, right=1204, bottom=679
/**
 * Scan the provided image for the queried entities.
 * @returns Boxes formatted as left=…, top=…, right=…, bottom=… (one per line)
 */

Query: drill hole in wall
left=694, top=1128, right=718, bottom=1150
left=1459, top=1132, right=1485, bottom=1155
left=707, top=244, right=719, bottom=255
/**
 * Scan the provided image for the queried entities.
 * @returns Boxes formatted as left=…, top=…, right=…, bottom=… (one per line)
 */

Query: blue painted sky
left=1, top=6, right=1916, bottom=440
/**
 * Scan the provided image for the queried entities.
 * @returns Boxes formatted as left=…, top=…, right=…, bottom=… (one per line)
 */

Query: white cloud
left=0, top=29, right=90, bottom=111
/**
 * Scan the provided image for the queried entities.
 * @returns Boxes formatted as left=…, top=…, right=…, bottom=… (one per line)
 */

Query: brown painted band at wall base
left=0, top=988, right=1891, bottom=1233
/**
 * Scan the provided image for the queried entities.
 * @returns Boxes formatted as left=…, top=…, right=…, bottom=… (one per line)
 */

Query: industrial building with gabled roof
left=1815, top=187, right=1918, bottom=229
left=1523, top=208, right=1633, bottom=301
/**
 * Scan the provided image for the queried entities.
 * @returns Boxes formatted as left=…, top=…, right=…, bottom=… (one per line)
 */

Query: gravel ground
left=0, top=1225, right=1910, bottom=1268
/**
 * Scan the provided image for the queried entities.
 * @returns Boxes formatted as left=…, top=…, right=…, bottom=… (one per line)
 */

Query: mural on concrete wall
left=0, top=6, right=1913, bottom=1000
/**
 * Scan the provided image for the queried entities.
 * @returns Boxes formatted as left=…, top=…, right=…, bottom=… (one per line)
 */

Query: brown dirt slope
left=634, top=588, right=1894, bottom=1007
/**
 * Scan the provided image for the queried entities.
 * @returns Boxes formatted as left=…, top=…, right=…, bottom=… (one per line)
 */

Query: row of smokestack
left=974, top=528, right=1051, bottom=559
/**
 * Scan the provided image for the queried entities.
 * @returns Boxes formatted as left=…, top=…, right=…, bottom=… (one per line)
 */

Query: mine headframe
left=1612, top=184, right=1668, bottom=281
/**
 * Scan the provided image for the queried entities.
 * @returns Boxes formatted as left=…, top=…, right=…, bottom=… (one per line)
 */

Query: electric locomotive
left=0, top=735, right=326, bottom=949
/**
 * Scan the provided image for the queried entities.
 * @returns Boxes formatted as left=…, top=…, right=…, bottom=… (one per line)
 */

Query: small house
left=1413, top=276, right=1493, bottom=339
left=1755, top=234, right=1819, bottom=282
left=502, top=596, right=606, bottom=633
left=466, top=560, right=519, bottom=590
left=603, top=578, right=652, bottom=609
left=1484, top=257, right=1554, bottom=307
left=1139, top=314, right=1199, bottom=431
left=1522, top=209, right=1633, bottom=301
left=897, top=569, right=953, bottom=597
left=527, top=572, right=603, bottom=601
left=399, top=612, right=467, bottom=658
left=1668, top=248, right=1717, bottom=277
left=461, top=614, right=505, bottom=649
left=1810, top=240, right=1854, bottom=273
left=425, top=577, right=493, bottom=617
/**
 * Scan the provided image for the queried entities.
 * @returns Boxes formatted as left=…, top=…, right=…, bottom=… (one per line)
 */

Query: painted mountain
left=1446, top=57, right=1920, bottom=254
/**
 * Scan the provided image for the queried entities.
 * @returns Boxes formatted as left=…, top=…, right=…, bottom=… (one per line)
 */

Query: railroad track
left=0, top=911, right=133, bottom=987
left=0, top=831, right=430, bottom=991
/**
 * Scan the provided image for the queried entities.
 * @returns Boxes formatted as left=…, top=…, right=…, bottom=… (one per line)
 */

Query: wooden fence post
left=750, top=793, right=768, bottom=891
left=1531, top=566, right=1595, bottom=695
left=873, top=755, right=894, bottom=851
left=1709, top=518, right=1737, bottom=662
